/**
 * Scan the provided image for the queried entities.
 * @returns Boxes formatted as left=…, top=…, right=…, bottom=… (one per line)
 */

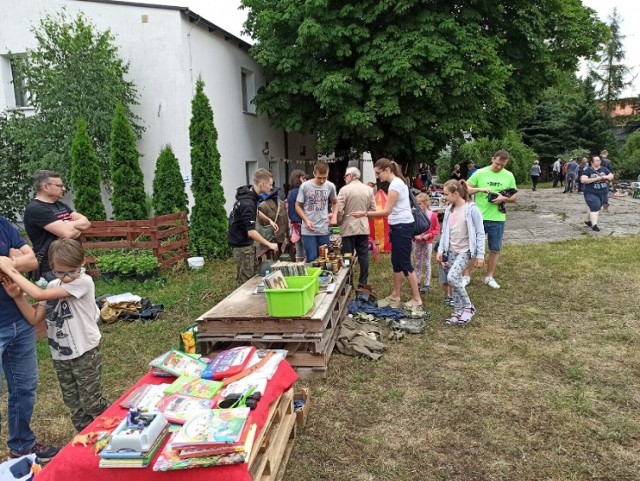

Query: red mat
left=38, top=361, right=298, bottom=481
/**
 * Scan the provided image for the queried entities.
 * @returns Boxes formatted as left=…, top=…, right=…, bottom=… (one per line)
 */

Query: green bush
left=96, top=251, right=159, bottom=275
left=617, top=128, right=640, bottom=179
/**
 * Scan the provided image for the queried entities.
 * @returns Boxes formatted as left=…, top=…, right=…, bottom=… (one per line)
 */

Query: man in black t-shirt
left=23, top=170, right=91, bottom=281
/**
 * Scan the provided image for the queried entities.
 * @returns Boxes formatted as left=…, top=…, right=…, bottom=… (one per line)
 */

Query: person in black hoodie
left=228, top=168, right=279, bottom=285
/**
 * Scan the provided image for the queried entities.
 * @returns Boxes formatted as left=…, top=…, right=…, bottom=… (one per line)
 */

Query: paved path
left=504, top=187, right=640, bottom=244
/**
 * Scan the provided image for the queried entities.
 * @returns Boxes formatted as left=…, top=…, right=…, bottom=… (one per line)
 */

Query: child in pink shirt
left=413, top=193, right=441, bottom=293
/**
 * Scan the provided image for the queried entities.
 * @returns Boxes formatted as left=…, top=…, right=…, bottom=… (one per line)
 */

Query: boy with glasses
left=24, top=170, right=91, bottom=282
left=0, top=238, right=109, bottom=433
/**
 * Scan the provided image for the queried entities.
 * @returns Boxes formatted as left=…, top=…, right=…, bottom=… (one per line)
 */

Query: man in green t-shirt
left=465, top=150, right=518, bottom=289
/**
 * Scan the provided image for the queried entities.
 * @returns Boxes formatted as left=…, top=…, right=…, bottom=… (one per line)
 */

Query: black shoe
left=592, top=225, right=600, bottom=232
left=584, top=221, right=592, bottom=227
left=10, top=442, right=59, bottom=463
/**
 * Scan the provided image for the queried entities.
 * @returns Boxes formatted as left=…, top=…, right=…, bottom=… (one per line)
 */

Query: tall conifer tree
left=70, top=117, right=106, bottom=220
left=189, top=78, right=228, bottom=258
left=152, top=145, right=188, bottom=216
left=109, top=102, right=148, bottom=220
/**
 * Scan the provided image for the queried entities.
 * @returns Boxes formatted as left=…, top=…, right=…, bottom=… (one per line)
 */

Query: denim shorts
left=389, top=222, right=415, bottom=275
left=584, top=192, right=607, bottom=212
left=483, top=220, right=505, bottom=253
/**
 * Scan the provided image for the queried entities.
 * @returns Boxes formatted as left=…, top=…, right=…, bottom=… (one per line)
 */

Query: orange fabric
left=368, top=189, right=390, bottom=252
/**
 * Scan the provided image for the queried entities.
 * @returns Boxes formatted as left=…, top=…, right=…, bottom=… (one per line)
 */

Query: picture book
left=149, top=350, right=208, bottom=378
left=201, top=346, right=255, bottom=381
left=119, top=384, right=167, bottom=410
left=174, top=377, right=222, bottom=399
left=157, top=394, right=213, bottom=424
left=220, top=378, right=267, bottom=400
left=152, top=425, right=256, bottom=471
left=177, top=419, right=253, bottom=459
left=163, top=375, right=195, bottom=395
left=171, top=407, right=250, bottom=448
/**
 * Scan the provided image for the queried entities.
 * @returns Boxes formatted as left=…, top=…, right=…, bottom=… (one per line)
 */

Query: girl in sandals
left=437, top=180, right=485, bottom=325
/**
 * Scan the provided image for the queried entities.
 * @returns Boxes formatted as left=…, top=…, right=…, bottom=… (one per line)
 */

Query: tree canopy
left=70, top=117, right=106, bottom=220
left=15, top=10, right=140, bottom=181
left=242, top=0, right=608, bottom=161
left=152, top=145, right=188, bottom=216
left=0, top=113, right=31, bottom=222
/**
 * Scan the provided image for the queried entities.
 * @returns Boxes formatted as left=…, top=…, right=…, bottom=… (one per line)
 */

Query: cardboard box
left=293, top=388, right=310, bottom=428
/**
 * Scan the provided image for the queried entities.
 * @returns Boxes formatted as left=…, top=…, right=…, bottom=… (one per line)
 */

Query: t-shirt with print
left=24, top=199, right=74, bottom=273
left=388, top=177, right=414, bottom=225
left=44, top=274, right=101, bottom=361
left=582, top=166, right=611, bottom=196
left=448, top=204, right=470, bottom=253
left=296, top=180, right=337, bottom=236
left=0, top=216, right=27, bottom=326
left=467, top=166, right=517, bottom=222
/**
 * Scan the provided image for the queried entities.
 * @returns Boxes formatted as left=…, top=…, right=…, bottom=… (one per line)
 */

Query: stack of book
left=99, top=428, right=168, bottom=468
left=153, top=407, right=255, bottom=471
left=269, top=261, right=308, bottom=276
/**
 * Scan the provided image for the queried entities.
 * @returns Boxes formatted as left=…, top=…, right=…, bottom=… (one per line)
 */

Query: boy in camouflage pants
left=0, top=239, right=109, bottom=431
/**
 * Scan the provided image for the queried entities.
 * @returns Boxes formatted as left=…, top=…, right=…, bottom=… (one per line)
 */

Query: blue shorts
left=483, top=220, right=505, bottom=253
left=389, top=222, right=415, bottom=275
left=584, top=193, right=607, bottom=212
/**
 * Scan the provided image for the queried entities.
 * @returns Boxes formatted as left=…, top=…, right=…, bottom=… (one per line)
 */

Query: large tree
left=14, top=10, right=141, bottom=181
left=189, top=78, right=228, bottom=259
left=70, top=117, right=106, bottom=220
left=0, top=113, right=31, bottom=222
left=109, top=102, right=148, bottom=220
left=589, top=8, right=635, bottom=112
left=242, top=0, right=607, bottom=162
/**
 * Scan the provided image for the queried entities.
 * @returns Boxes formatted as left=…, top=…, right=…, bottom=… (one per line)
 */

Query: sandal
left=444, top=310, right=463, bottom=325
left=378, top=297, right=401, bottom=309
left=402, top=302, right=425, bottom=317
left=457, top=306, right=476, bottom=325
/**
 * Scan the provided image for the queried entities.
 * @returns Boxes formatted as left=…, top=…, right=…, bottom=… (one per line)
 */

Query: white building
left=0, top=0, right=316, bottom=214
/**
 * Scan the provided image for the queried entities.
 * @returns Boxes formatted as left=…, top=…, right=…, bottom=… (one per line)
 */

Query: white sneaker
left=461, top=276, right=470, bottom=287
left=484, top=276, right=500, bottom=289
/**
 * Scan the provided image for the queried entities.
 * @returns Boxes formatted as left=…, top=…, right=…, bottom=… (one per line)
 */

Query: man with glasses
left=228, top=168, right=279, bottom=285
left=23, top=171, right=91, bottom=282
left=335, top=167, right=376, bottom=288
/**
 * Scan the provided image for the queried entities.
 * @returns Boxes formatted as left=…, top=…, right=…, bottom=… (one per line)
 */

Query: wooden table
left=197, top=268, right=352, bottom=378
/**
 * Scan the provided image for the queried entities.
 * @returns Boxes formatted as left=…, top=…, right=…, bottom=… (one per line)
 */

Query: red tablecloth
left=38, top=361, right=298, bottom=481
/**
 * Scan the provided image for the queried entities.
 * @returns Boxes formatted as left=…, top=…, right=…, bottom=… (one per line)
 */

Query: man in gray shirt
left=564, top=158, right=580, bottom=194
left=296, top=161, right=338, bottom=262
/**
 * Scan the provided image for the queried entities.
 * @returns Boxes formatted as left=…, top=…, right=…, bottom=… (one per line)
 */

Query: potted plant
left=96, top=253, right=120, bottom=280
left=133, top=254, right=160, bottom=281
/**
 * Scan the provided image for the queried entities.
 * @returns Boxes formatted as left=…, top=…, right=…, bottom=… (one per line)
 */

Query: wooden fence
left=80, top=211, right=189, bottom=269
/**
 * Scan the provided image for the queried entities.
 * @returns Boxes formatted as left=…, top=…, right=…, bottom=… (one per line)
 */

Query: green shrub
left=617, top=128, right=640, bottom=179
left=96, top=251, right=159, bottom=275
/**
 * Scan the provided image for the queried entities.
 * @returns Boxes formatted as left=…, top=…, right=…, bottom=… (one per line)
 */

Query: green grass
left=5, top=237, right=640, bottom=480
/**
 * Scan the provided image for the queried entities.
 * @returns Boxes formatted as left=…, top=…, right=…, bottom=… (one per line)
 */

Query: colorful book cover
left=157, top=394, right=213, bottom=424
left=119, top=384, right=167, bottom=410
left=175, top=377, right=222, bottom=399
left=163, top=375, right=196, bottom=395
left=149, top=350, right=207, bottom=377
left=152, top=425, right=256, bottom=471
left=171, top=407, right=250, bottom=448
left=178, top=418, right=253, bottom=459
left=201, top=346, right=255, bottom=380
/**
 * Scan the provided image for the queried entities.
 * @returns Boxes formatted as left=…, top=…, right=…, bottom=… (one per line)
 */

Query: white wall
left=0, top=0, right=316, bottom=214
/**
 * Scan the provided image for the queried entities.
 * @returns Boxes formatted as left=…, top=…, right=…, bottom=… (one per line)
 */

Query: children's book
left=152, top=425, right=256, bottom=471
left=119, top=384, right=167, bottom=410
left=149, top=350, right=208, bottom=378
left=157, top=394, right=213, bottom=424
left=177, top=419, right=253, bottom=459
left=201, top=346, right=255, bottom=381
left=99, top=427, right=168, bottom=468
left=171, top=407, right=250, bottom=448
left=175, top=377, right=222, bottom=399
left=163, top=375, right=195, bottom=395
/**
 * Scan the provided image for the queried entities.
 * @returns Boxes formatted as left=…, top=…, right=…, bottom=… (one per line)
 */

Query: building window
left=10, top=56, right=31, bottom=108
left=241, top=68, right=256, bottom=114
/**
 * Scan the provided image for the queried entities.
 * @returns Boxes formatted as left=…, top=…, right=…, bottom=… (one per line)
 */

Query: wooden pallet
left=197, top=268, right=351, bottom=335
left=249, top=388, right=297, bottom=481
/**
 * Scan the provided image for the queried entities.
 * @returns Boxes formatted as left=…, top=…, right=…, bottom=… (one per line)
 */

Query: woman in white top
left=352, top=158, right=422, bottom=310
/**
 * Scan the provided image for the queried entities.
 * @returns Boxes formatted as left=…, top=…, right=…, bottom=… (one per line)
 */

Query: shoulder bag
left=408, top=190, right=431, bottom=236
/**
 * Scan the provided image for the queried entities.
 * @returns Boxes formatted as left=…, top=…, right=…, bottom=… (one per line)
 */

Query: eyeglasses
left=48, top=183, right=66, bottom=189
left=52, top=268, right=81, bottom=278
left=344, top=173, right=352, bottom=179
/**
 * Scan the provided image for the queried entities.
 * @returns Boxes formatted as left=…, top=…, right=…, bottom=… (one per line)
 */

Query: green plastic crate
left=265, top=276, right=316, bottom=317
left=305, top=267, right=322, bottom=294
